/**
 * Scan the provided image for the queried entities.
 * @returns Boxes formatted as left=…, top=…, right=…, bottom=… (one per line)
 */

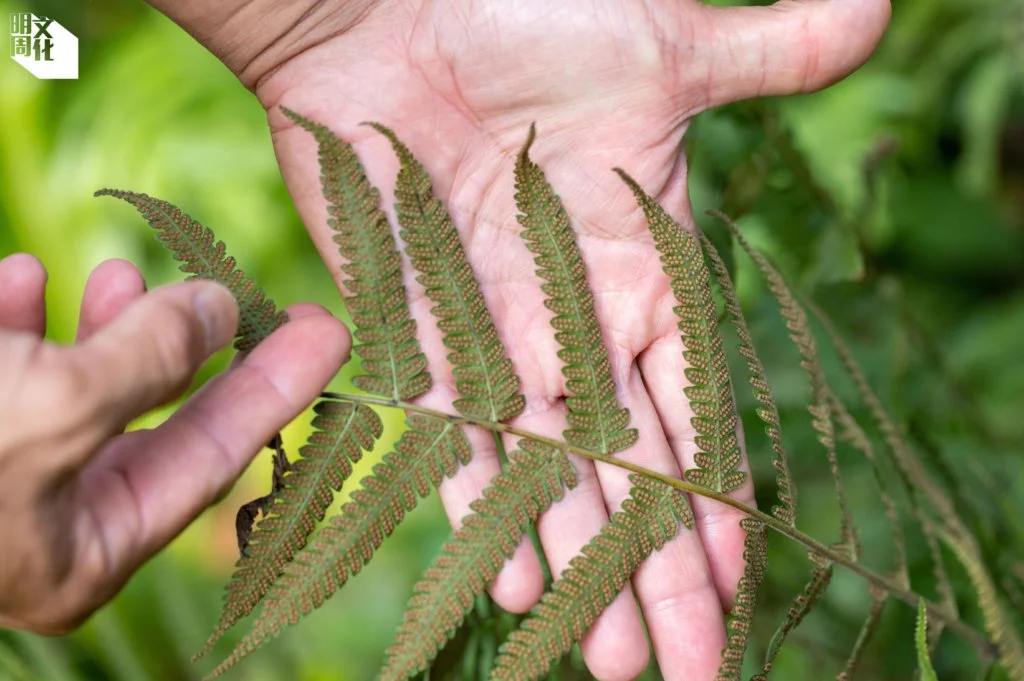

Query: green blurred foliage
left=1, top=0, right=1022, bottom=679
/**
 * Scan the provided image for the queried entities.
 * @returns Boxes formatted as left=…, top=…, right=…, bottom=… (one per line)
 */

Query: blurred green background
left=0, top=0, right=1021, bottom=679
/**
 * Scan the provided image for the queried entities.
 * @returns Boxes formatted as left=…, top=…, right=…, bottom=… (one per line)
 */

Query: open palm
left=162, top=1, right=889, bottom=678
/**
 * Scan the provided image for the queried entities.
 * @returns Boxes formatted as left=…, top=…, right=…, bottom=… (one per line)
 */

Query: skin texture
left=141, top=1, right=889, bottom=678
left=3, top=2, right=891, bottom=679
left=0, top=254, right=350, bottom=634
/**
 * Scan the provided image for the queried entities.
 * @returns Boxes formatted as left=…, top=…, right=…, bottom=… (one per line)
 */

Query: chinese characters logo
left=9, top=12, right=77, bottom=79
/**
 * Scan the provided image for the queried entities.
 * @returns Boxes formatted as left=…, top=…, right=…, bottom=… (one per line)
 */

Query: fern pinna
left=382, top=439, right=577, bottom=680
left=367, top=122, right=525, bottom=423
left=94, top=189, right=288, bottom=352
left=106, top=113, right=1020, bottom=681
left=194, top=400, right=383, bottom=659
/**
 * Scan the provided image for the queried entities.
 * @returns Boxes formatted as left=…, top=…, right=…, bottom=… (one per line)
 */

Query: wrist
left=144, top=0, right=381, bottom=89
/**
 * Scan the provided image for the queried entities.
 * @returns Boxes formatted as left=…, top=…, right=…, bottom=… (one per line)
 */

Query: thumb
left=698, top=0, right=891, bottom=108
left=73, top=280, right=239, bottom=436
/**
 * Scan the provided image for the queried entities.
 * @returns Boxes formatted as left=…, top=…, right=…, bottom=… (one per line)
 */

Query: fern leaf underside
left=169, top=116, right=1015, bottom=681
left=751, top=557, right=834, bottom=680
left=515, top=126, right=636, bottom=455
left=617, top=175, right=745, bottom=495
left=196, top=401, right=382, bottom=659
left=616, top=176, right=744, bottom=495
left=371, top=122, right=525, bottom=422
left=713, top=214, right=853, bottom=548
left=283, top=109, right=430, bottom=401
left=698, top=231, right=794, bottom=523
left=619, top=177, right=765, bottom=679
left=206, top=415, right=471, bottom=679
left=94, top=189, right=287, bottom=352
left=381, top=441, right=577, bottom=680
left=716, top=519, right=768, bottom=681
left=491, top=475, right=693, bottom=680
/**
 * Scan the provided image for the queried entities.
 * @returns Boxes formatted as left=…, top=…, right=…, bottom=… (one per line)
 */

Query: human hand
left=145, top=2, right=890, bottom=678
left=0, top=254, right=349, bottom=634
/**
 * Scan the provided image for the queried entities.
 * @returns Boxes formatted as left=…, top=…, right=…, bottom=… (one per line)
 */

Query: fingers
left=77, top=305, right=350, bottom=579
left=69, top=280, right=240, bottom=438
left=0, top=253, right=47, bottom=335
left=76, top=259, right=146, bottom=341
left=591, top=365, right=727, bottom=681
left=637, top=331, right=756, bottom=608
left=690, top=0, right=891, bottom=108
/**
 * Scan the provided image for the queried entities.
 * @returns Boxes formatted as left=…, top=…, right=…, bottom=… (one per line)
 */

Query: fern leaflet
left=491, top=475, right=693, bottom=680
left=916, top=599, right=940, bottom=681
left=714, top=212, right=854, bottom=549
left=283, top=108, right=430, bottom=400
left=716, top=518, right=768, bottom=681
left=751, top=556, right=834, bottom=680
left=195, top=401, right=382, bottom=659
left=94, top=189, right=287, bottom=352
left=370, top=123, right=525, bottom=422
left=380, top=440, right=577, bottom=680
left=837, top=591, right=887, bottom=680
left=515, top=126, right=636, bottom=454
left=619, top=176, right=744, bottom=494
left=617, top=178, right=761, bottom=679
left=944, top=532, right=1024, bottom=680
left=205, top=414, right=470, bottom=679
left=830, top=395, right=909, bottom=583
left=698, top=230, right=793, bottom=518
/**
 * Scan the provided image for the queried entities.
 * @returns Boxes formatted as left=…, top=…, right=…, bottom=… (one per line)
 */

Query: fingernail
left=193, top=284, right=237, bottom=353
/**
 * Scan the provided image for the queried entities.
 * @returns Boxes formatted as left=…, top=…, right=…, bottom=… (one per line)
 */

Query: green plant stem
left=321, top=390, right=996, bottom=659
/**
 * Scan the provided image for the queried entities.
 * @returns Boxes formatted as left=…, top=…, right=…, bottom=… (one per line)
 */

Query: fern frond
left=837, top=591, right=887, bottom=681
left=809, top=303, right=1022, bottom=677
left=195, top=401, right=382, bottom=660
left=944, top=532, right=1024, bottom=681
left=716, top=518, right=768, bottom=681
left=283, top=109, right=430, bottom=400
left=698, top=230, right=794, bottom=521
left=830, top=395, right=908, bottom=583
left=810, top=303, right=960, bottom=612
left=712, top=212, right=854, bottom=548
left=514, top=126, right=636, bottom=454
left=752, top=556, right=835, bottom=680
left=94, top=189, right=287, bottom=352
left=369, top=123, right=525, bottom=421
left=491, top=475, right=694, bottom=681
left=618, top=176, right=744, bottom=494
left=380, top=440, right=577, bottom=680
left=916, top=599, right=940, bottom=681
left=206, top=414, right=470, bottom=679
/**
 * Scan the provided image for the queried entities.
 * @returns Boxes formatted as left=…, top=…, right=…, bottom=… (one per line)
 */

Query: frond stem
left=321, top=390, right=996, bottom=660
